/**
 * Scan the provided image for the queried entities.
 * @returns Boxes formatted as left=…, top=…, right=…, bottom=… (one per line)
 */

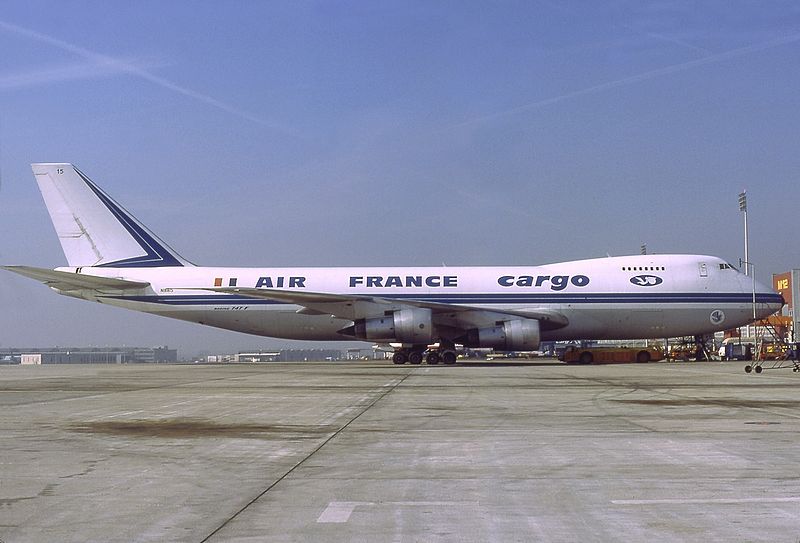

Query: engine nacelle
left=461, top=319, right=540, bottom=351
left=350, top=308, right=433, bottom=344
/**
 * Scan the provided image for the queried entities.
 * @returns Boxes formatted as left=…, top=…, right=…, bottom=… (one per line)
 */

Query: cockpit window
left=719, top=263, right=738, bottom=271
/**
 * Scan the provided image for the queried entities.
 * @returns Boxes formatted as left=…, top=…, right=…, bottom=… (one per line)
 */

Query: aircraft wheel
left=426, top=352, right=441, bottom=365
left=392, top=352, right=407, bottom=365
left=755, top=365, right=763, bottom=374
left=408, top=351, right=423, bottom=365
left=579, top=352, right=593, bottom=365
left=744, top=365, right=752, bottom=373
left=442, top=351, right=457, bottom=365
left=636, top=351, right=651, bottom=363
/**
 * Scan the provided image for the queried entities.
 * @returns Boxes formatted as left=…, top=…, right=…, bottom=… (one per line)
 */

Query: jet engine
left=460, top=319, right=540, bottom=351
left=343, top=308, right=433, bottom=344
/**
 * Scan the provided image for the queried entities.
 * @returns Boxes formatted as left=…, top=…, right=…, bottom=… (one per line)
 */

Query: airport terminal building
left=0, top=346, right=178, bottom=365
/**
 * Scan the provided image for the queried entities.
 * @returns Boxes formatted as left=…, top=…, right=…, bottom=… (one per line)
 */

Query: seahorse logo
left=630, top=275, right=663, bottom=287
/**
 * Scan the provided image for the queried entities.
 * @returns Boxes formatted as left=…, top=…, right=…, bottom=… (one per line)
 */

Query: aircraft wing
left=202, top=286, right=569, bottom=331
left=2, top=266, right=150, bottom=291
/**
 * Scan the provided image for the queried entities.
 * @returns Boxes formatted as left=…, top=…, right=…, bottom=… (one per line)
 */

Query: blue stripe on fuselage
left=103, top=292, right=784, bottom=306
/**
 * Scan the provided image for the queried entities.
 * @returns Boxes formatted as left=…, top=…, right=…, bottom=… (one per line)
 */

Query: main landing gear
left=392, top=343, right=458, bottom=365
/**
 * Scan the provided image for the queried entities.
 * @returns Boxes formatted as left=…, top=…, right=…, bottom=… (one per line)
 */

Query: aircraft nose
left=751, top=277, right=784, bottom=317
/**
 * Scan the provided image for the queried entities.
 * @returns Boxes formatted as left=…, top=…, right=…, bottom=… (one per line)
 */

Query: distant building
left=0, top=346, right=178, bottom=364
left=241, top=349, right=343, bottom=362
left=200, top=349, right=346, bottom=363
left=21, top=354, right=42, bottom=365
left=281, top=349, right=343, bottom=362
left=235, top=352, right=281, bottom=363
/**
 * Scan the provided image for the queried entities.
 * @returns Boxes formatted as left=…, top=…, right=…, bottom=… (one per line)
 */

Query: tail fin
left=32, top=163, right=192, bottom=267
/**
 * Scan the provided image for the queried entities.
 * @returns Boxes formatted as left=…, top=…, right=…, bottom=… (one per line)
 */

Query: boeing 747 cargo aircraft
left=3, top=164, right=783, bottom=364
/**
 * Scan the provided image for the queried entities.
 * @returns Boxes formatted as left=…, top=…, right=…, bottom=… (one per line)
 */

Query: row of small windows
left=622, top=266, right=666, bottom=271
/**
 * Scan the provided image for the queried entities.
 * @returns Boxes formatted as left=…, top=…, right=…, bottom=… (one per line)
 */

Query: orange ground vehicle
left=758, top=342, right=788, bottom=360
left=562, top=346, right=664, bottom=364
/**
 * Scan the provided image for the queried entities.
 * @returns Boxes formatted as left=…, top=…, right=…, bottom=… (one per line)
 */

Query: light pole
left=739, top=191, right=748, bottom=276
left=738, top=191, right=757, bottom=331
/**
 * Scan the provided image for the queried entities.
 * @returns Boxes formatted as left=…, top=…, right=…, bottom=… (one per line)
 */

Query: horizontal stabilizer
left=2, top=266, right=150, bottom=291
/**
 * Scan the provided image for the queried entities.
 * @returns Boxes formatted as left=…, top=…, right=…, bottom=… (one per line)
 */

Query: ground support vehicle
left=562, top=346, right=664, bottom=365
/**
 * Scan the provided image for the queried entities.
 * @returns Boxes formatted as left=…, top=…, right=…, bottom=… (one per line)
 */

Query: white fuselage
left=58, top=254, right=782, bottom=343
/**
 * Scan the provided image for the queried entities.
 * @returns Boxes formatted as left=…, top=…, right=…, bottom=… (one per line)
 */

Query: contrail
left=453, top=32, right=800, bottom=128
left=0, top=59, right=158, bottom=89
left=620, top=25, right=714, bottom=56
left=0, top=20, right=284, bottom=131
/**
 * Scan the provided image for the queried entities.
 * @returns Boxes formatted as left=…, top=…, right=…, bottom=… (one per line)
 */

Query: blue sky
left=1, top=1, right=799, bottom=356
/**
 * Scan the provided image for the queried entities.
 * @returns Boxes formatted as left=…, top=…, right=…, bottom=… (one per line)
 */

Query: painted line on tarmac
left=317, top=502, right=362, bottom=523
left=200, top=368, right=418, bottom=541
left=318, top=501, right=473, bottom=523
left=319, top=378, right=406, bottom=426
left=613, top=497, right=800, bottom=505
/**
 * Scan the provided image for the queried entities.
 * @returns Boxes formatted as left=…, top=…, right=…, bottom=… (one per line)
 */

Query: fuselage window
left=624, top=266, right=665, bottom=272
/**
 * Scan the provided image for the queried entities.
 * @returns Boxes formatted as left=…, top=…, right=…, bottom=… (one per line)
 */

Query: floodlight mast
left=739, top=191, right=749, bottom=277
left=738, top=191, right=757, bottom=320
